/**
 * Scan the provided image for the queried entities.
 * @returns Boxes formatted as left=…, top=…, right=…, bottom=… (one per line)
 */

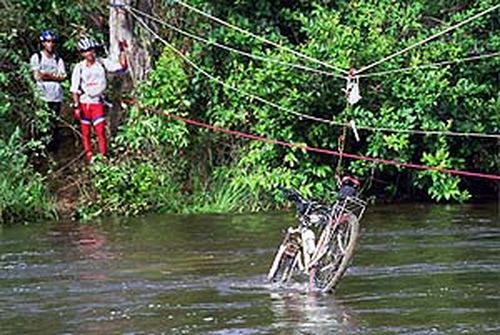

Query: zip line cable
left=167, top=0, right=499, bottom=78
left=171, top=0, right=349, bottom=76
left=128, top=9, right=500, bottom=140
left=128, top=7, right=345, bottom=79
left=358, top=3, right=500, bottom=74
left=127, top=100, right=500, bottom=182
left=128, top=10, right=350, bottom=125
left=359, top=51, right=500, bottom=78
left=129, top=6, right=499, bottom=81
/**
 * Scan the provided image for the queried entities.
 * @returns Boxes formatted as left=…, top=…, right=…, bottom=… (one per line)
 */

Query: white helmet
left=77, top=36, right=98, bottom=52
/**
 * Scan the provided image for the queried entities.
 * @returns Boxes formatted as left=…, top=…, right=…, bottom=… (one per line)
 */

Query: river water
left=1, top=204, right=499, bottom=334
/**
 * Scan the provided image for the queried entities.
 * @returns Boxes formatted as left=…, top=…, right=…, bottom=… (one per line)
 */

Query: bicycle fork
left=300, top=228, right=317, bottom=291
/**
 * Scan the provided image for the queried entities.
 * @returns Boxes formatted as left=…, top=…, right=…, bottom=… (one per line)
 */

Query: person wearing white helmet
left=70, top=36, right=127, bottom=162
left=30, top=29, right=67, bottom=151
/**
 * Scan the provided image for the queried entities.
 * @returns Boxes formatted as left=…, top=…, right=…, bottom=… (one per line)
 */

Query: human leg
left=94, top=121, right=107, bottom=157
left=90, top=103, right=107, bottom=157
left=80, top=104, right=93, bottom=161
left=46, top=101, right=62, bottom=152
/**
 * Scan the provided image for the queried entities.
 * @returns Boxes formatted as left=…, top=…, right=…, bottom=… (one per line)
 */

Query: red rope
left=134, top=102, right=500, bottom=181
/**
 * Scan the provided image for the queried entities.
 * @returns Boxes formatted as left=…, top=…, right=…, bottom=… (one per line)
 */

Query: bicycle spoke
left=337, top=232, right=346, bottom=254
left=312, top=212, right=360, bottom=292
left=268, top=191, right=366, bottom=293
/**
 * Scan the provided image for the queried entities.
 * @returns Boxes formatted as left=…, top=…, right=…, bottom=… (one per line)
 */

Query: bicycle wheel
left=313, top=213, right=359, bottom=292
left=270, top=254, right=297, bottom=283
left=268, top=244, right=287, bottom=281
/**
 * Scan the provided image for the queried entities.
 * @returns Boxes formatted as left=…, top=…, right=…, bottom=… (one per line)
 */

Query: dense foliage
left=0, top=0, right=105, bottom=222
left=1, top=0, right=498, bottom=222
left=106, top=0, right=498, bottom=213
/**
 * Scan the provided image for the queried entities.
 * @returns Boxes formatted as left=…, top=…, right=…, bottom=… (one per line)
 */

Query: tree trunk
left=108, top=0, right=155, bottom=134
left=109, top=0, right=153, bottom=84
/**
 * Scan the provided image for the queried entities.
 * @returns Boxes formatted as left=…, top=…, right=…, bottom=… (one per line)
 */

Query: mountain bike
left=268, top=186, right=366, bottom=292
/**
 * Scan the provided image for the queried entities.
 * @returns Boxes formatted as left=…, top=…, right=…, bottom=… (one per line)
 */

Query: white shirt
left=30, top=51, right=66, bottom=102
left=70, top=58, right=124, bottom=104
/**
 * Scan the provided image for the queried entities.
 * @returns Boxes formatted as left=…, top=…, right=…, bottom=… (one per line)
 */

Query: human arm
left=72, top=91, right=80, bottom=108
left=70, top=64, right=82, bottom=119
left=102, top=41, right=128, bottom=73
left=29, top=54, right=42, bottom=80
left=38, top=72, right=66, bottom=82
left=118, top=40, right=128, bottom=70
left=71, top=92, right=82, bottom=120
left=31, top=55, right=67, bottom=82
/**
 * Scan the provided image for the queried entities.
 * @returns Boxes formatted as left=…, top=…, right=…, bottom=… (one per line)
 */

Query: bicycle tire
left=271, top=254, right=296, bottom=283
left=268, top=244, right=287, bottom=281
left=313, top=213, right=360, bottom=292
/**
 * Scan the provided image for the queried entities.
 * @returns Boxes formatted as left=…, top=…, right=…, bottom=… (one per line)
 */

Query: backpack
left=36, top=51, right=60, bottom=65
left=77, top=59, right=107, bottom=99
left=35, top=52, right=62, bottom=83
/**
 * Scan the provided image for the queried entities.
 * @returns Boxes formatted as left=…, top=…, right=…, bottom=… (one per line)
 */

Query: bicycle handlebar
left=277, top=186, right=309, bottom=215
left=277, top=186, right=333, bottom=218
left=277, top=186, right=302, bottom=202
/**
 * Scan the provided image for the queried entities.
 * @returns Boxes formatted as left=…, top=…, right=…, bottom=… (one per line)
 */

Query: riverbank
left=2, top=135, right=497, bottom=225
left=46, top=153, right=498, bottom=223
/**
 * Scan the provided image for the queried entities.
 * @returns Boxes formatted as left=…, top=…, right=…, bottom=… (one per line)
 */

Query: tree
left=109, top=0, right=154, bottom=84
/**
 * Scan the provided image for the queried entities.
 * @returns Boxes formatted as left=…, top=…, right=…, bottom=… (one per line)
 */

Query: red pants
left=80, top=103, right=107, bottom=161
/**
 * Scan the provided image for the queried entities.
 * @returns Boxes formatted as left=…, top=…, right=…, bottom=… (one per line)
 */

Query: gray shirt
left=30, top=52, right=67, bottom=102
left=70, top=58, right=123, bottom=104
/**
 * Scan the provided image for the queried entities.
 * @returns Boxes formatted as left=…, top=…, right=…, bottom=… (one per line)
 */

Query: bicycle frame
left=268, top=189, right=367, bottom=292
left=268, top=189, right=332, bottom=283
left=309, top=196, right=366, bottom=269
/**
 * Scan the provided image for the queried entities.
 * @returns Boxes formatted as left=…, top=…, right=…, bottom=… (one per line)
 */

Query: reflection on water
left=0, top=204, right=499, bottom=334
left=50, top=223, right=112, bottom=260
left=269, top=290, right=359, bottom=334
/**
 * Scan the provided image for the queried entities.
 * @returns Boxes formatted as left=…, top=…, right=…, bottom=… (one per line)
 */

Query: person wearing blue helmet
left=30, top=29, right=67, bottom=152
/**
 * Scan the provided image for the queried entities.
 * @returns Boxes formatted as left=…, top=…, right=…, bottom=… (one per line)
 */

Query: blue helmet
left=40, top=30, right=57, bottom=42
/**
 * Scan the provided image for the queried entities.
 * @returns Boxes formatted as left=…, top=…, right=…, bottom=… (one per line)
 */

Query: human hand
left=118, top=40, right=128, bottom=51
left=39, top=72, right=63, bottom=81
left=39, top=72, right=52, bottom=80
left=73, top=106, right=82, bottom=121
